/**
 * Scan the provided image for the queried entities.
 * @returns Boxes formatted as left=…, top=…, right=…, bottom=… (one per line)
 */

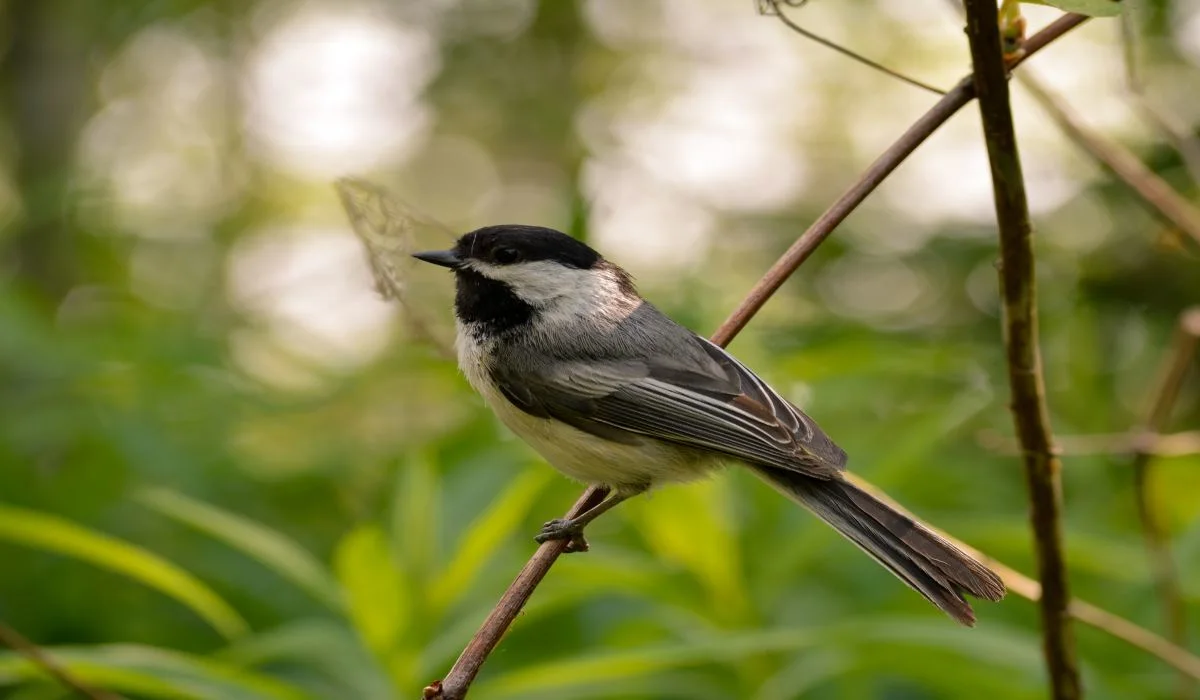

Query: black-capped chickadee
left=414, top=225, right=1005, bottom=625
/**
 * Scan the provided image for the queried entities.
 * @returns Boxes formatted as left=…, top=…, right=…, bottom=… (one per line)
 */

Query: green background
left=2, top=1, right=1199, bottom=698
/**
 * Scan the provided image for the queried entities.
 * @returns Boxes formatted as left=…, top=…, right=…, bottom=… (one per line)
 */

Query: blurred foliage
left=1, top=0, right=1199, bottom=698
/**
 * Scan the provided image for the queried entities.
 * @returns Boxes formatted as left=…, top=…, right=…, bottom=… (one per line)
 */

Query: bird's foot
left=535, top=518, right=589, bottom=553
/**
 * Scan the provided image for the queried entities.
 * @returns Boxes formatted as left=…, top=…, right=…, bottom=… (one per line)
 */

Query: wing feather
left=492, top=334, right=847, bottom=478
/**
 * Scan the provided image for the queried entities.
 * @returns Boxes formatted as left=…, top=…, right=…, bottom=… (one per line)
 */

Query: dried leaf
left=334, top=178, right=457, bottom=357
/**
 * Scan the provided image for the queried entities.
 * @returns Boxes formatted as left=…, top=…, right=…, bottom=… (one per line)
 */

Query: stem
left=1017, top=73, right=1200, bottom=249
left=0, top=622, right=124, bottom=700
left=712, top=13, right=1087, bottom=344
left=962, top=1, right=1080, bottom=698
left=1131, top=308, right=1200, bottom=700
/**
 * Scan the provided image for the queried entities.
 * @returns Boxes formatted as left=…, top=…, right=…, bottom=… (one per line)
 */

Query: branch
left=962, top=2, right=1081, bottom=699
left=761, top=0, right=947, bottom=96
left=1131, top=308, right=1200, bottom=699
left=713, top=13, right=1088, bottom=343
left=424, top=13, right=1091, bottom=700
left=978, top=429, right=1200, bottom=457
left=422, top=487, right=609, bottom=700
left=0, top=621, right=125, bottom=700
left=1119, top=8, right=1200, bottom=185
left=1016, top=72, right=1200, bottom=250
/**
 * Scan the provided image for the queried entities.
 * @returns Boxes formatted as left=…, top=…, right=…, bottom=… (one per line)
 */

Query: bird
left=413, top=224, right=1006, bottom=625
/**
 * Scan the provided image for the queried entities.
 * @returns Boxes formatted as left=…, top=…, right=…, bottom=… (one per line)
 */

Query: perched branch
left=1131, top=308, right=1200, bottom=699
left=422, top=486, right=608, bottom=700
left=424, top=13, right=1090, bottom=700
left=0, top=621, right=125, bottom=700
left=962, top=2, right=1080, bottom=699
left=713, top=13, right=1087, bottom=344
left=1016, top=73, right=1200, bottom=250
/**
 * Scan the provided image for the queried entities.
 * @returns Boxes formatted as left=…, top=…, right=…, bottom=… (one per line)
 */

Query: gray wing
left=494, top=335, right=847, bottom=479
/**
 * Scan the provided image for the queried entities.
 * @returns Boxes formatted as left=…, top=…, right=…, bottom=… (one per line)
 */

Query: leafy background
left=2, top=0, right=1199, bottom=698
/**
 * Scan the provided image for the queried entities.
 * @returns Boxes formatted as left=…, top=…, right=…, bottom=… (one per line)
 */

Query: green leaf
left=391, top=452, right=440, bottom=581
left=135, top=487, right=344, bottom=612
left=1149, top=454, right=1200, bottom=531
left=481, top=617, right=1044, bottom=699
left=0, top=504, right=247, bottom=639
left=629, top=478, right=749, bottom=623
left=219, top=620, right=393, bottom=700
left=0, top=644, right=313, bottom=700
left=1021, top=0, right=1123, bottom=17
left=477, top=628, right=818, bottom=697
left=332, top=525, right=409, bottom=658
left=430, top=466, right=552, bottom=613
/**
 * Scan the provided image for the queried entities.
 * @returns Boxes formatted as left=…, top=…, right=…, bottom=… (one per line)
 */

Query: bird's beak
left=412, top=250, right=461, bottom=269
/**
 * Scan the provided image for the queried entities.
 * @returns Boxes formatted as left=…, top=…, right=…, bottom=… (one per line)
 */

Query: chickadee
left=414, top=225, right=1005, bottom=625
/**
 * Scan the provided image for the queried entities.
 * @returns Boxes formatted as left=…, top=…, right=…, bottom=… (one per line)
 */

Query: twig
left=424, top=13, right=1091, bottom=700
left=847, top=475, right=1200, bottom=683
left=1132, top=308, right=1200, bottom=700
left=424, top=487, right=609, bottom=700
left=713, top=13, right=1088, bottom=344
left=0, top=621, right=125, bottom=700
left=760, top=0, right=947, bottom=96
left=1119, top=7, right=1200, bottom=185
left=978, top=429, right=1200, bottom=457
left=1016, top=73, right=1200, bottom=250
left=962, top=2, right=1081, bottom=699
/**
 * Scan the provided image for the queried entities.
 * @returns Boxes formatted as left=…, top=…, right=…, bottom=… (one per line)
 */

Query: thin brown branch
left=847, top=475, right=1200, bottom=683
left=713, top=13, right=1088, bottom=344
left=0, top=621, right=125, bottom=700
left=1016, top=73, right=1200, bottom=250
left=1120, top=8, right=1200, bottom=185
left=424, top=486, right=609, bottom=700
left=1132, top=308, right=1200, bottom=699
left=962, top=2, right=1080, bottom=699
left=424, top=13, right=1091, bottom=700
left=761, top=0, right=947, bottom=96
left=978, top=429, right=1200, bottom=457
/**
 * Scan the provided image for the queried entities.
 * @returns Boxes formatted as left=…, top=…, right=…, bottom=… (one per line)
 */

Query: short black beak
left=412, top=250, right=461, bottom=269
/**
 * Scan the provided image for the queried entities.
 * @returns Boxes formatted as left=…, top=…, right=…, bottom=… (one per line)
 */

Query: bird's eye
left=493, top=247, right=520, bottom=264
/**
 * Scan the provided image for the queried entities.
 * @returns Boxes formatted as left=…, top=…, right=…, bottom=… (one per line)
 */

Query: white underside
left=456, top=321, right=720, bottom=492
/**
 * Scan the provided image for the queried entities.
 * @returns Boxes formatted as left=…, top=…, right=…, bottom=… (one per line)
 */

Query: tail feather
left=750, top=466, right=1006, bottom=626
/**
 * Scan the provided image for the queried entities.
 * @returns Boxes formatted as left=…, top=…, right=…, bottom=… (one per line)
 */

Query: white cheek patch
left=467, top=260, right=592, bottom=305
left=465, top=259, right=641, bottom=329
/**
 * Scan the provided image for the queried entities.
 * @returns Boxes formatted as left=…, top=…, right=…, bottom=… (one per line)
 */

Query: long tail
left=749, top=466, right=1006, bottom=626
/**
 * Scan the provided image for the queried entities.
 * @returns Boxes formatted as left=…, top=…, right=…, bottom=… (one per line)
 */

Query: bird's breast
left=454, top=323, right=719, bottom=491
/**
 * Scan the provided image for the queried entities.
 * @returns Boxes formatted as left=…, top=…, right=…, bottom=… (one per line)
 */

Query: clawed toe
left=535, top=518, right=579, bottom=541
left=534, top=518, right=589, bottom=552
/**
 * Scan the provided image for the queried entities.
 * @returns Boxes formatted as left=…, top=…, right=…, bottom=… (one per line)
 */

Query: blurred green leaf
left=392, top=452, right=440, bottom=583
left=753, top=650, right=852, bottom=700
left=0, top=645, right=313, bottom=700
left=135, top=487, right=344, bottom=612
left=332, top=525, right=408, bottom=659
left=1021, top=0, right=1123, bottom=17
left=1149, top=454, right=1200, bottom=531
left=629, top=478, right=749, bottom=623
left=219, top=620, right=393, bottom=700
left=0, top=504, right=247, bottom=639
left=482, top=617, right=1045, bottom=699
left=430, top=466, right=552, bottom=613
left=477, top=628, right=817, bottom=697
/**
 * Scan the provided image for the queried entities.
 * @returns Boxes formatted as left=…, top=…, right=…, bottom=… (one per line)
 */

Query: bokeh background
left=2, top=0, right=1200, bottom=698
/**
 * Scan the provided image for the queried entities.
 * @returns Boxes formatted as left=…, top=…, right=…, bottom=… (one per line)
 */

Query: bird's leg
left=535, top=484, right=647, bottom=553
